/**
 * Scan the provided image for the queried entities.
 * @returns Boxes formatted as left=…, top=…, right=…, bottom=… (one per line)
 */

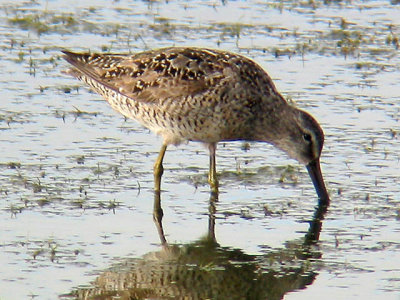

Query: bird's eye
left=303, top=133, right=312, bottom=143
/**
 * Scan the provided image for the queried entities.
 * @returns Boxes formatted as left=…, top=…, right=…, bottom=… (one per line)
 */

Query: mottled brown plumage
left=62, top=47, right=329, bottom=204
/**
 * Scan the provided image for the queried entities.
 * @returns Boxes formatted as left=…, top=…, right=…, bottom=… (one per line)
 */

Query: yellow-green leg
left=207, top=191, right=218, bottom=243
left=208, top=143, right=219, bottom=194
left=154, top=144, right=167, bottom=193
left=153, top=190, right=167, bottom=245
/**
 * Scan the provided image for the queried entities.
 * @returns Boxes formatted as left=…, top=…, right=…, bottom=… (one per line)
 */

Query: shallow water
left=0, top=0, right=399, bottom=299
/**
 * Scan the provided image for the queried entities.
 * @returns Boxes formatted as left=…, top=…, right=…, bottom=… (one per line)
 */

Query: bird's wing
left=62, top=47, right=236, bottom=105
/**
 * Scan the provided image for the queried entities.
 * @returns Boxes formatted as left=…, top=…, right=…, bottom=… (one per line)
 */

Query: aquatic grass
left=355, top=61, right=372, bottom=70
left=278, top=165, right=300, bottom=184
left=32, top=178, right=44, bottom=193
left=8, top=11, right=79, bottom=35
left=368, top=47, right=394, bottom=56
left=71, top=106, right=99, bottom=119
left=8, top=14, right=51, bottom=35
left=386, top=33, right=399, bottom=49
left=219, top=23, right=243, bottom=40
left=56, top=85, right=80, bottom=94
left=149, top=17, right=176, bottom=36
left=76, top=156, right=85, bottom=165
left=251, top=19, right=396, bottom=60
left=7, top=162, right=21, bottom=169
left=327, top=28, right=364, bottom=57
left=16, top=51, right=25, bottom=63
left=7, top=10, right=123, bottom=36
left=4, top=2, right=397, bottom=67
left=71, top=198, right=86, bottom=209
left=50, top=14, right=78, bottom=27
left=37, top=197, right=51, bottom=207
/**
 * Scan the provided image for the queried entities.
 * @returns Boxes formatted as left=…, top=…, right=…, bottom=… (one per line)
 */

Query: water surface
left=0, top=0, right=399, bottom=299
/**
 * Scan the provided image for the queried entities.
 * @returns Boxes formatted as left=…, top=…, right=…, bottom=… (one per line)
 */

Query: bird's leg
left=153, top=190, right=167, bottom=246
left=208, top=143, right=219, bottom=194
left=207, top=191, right=218, bottom=243
left=154, top=144, right=167, bottom=193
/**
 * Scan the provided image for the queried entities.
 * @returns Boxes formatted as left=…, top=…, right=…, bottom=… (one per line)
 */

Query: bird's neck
left=251, top=100, right=294, bottom=141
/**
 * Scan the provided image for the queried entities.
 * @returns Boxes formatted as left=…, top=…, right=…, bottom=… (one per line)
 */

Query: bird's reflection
left=68, top=191, right=328, bottom=300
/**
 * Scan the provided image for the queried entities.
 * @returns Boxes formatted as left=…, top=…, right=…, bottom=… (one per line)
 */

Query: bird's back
left=63, top=47, right=287, bottom=144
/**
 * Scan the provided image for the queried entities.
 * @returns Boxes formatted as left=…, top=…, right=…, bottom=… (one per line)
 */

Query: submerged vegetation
left=9, top=13, right=77, bottom=35
left=1, top=1, right=400, bottom=298
left=1, top=0, right=398, bottom=219
left=6, top=9, right=125, bottom=37
left=3, top=2, right=399, bottom=62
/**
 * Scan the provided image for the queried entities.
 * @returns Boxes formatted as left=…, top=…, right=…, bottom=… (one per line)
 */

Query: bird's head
left=272, top=108, right=330, bottom=205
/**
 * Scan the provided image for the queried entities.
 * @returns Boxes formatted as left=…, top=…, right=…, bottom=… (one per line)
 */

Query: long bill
left=306, top=158, right=330, bottom=206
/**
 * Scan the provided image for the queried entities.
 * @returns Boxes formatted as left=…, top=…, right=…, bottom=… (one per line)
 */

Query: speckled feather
left=62, top=47, right=324, bottom=165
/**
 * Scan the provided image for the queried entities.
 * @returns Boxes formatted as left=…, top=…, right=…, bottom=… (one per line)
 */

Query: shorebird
left=62, top=47, right=330, bottom=205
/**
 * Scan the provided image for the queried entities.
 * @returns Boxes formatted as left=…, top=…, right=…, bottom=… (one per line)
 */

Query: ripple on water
left=0, top=0, right=399, bottom=299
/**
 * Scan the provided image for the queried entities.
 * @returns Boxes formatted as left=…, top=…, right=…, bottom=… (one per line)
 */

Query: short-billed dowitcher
left=62, top=47, right=330, bottom=205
